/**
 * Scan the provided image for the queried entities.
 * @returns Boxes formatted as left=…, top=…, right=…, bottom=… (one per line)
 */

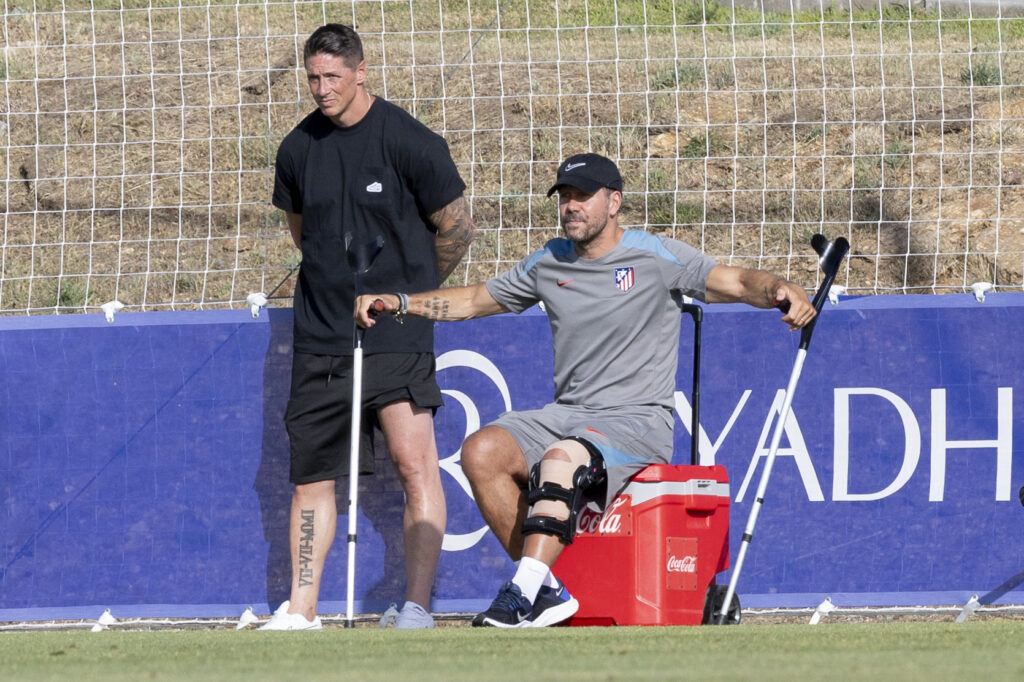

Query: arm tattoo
left=422, top=296, right=452, bottom=320
left=430, top=195, right=477, bottom=282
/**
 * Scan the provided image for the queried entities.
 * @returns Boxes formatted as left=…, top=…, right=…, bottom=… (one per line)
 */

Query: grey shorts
left=489, top=402, right=674, bottom=508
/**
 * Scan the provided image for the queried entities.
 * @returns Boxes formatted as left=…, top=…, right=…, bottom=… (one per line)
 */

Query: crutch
left=714, top=233, right=849, bottom=625
left=343, top=232, right=384, bottom=628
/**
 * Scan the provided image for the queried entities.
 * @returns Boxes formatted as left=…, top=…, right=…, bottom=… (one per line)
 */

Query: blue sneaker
left=473, top=582, right=533, bottom=628
left=528, top=581, right=579, bottom=627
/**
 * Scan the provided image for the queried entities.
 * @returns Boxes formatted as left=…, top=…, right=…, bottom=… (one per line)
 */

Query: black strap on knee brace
left=565, top=436, right=602, bottom=499
left=520, top=437, right=608, bottom=545
left=521, top=474, right=581, bottom=544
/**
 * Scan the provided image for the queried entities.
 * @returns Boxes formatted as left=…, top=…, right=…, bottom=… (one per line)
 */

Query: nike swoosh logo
left=564, top=162, right=586, bottom=171
left=557, top=280, right=572, bottom=287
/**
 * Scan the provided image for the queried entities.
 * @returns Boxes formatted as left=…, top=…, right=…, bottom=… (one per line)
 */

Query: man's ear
left=607, top=189, right=623, bottom=218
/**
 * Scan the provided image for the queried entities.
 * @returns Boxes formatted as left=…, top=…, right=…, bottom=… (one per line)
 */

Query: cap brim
left=546, top=177, right=606, bottom=197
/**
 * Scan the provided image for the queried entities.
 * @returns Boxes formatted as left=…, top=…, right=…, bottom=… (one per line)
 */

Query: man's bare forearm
left=413, top=293, right=454, bottom=321
left=742, top=269, right=793, bottom=309
left=430, top=195, right=477, bottom=282
left=705, top=264, right=816, bottom=330
left=354, top=283, right=506, bottom=328
left=407, top=283, right=505, bottom=321
left=706, top=265, right=791, bottom=307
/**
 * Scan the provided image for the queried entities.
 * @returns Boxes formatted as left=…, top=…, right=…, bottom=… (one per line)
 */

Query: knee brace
left=520, top=437, right=607, bottom=545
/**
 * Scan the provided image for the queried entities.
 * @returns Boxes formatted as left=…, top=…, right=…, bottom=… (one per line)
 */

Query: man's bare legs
left=277, top=400, right=444, bottom=624
left=518, top=439, right=592, bottom=568
left=377, top=400, right=446, bottom=610
left=462, top=428, right=587, bottom=626
left=283, top=479, right=336, bottom=621
left=460, top=425, right=530, bottom=559
left=462, top=429, right=588, bottom=566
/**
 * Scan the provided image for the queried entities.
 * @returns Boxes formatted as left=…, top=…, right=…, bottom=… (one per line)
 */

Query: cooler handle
left=680, top=303, right=702, bottom=466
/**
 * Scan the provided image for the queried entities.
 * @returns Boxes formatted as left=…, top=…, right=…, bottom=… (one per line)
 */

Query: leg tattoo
left=298, top=509, right=315, bottom=587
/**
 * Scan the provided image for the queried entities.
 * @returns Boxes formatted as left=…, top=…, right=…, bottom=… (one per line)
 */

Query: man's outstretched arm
left=355, top=282, right=507, bottom=328
left=704, top=264, right=816, bottom=331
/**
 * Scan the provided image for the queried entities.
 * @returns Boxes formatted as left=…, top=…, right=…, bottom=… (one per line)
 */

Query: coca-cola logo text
left=575, top=496, right=631, bottom=536
left=666, top=554, right=697, bottom=573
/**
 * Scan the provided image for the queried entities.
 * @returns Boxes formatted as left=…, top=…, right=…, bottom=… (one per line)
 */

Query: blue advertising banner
left=2, top=293, right=1023, bottom=621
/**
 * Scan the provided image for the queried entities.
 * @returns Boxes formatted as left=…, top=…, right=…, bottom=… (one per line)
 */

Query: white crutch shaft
left=344, top=343, right=364, bottom=627
left=718, top=348, right=807, bottom=624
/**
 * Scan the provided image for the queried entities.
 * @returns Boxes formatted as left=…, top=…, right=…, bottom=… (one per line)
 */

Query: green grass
left=3, top=622, right=1024, bottom=681
left=960, top=60, right=1002, bottom=86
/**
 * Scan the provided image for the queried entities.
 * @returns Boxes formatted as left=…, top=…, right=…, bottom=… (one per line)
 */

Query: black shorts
left=285, top=352, right=443, bottom=484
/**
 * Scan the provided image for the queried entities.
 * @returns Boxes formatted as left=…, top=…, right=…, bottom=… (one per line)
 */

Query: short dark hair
left=303, top=24, right=364, bottom=68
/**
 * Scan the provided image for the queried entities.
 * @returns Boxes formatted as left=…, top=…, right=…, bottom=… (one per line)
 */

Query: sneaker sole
left=527, top=596, right=579, bottom=628
left=394, top=620, right=435, bottom=629
left=481, top=616, right=533, bottom=628
left=258, top=623, right=322, bottom=631
left=258, top=617, right=323, bottom=631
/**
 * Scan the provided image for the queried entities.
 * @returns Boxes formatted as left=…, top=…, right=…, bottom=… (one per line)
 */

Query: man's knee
left=293, top=479, right=335, bottom=503
left=521, top=437, right=606, bottom=545
left=459, top=431, right=489, bottom=482
left=388, top=447, right=441, bottom=491
left=528, top=440, right=588, bottom=517
left=461, top=427, right=524, bottom=483
left=544, top=439, right=591, bottom=467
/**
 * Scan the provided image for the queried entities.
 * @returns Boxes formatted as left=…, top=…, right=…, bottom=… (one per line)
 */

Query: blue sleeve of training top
left=484, top=250, right=543, bottom=314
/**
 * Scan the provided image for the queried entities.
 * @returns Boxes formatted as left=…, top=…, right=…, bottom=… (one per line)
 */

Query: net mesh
left=2, top=0, right=1023, bottom=315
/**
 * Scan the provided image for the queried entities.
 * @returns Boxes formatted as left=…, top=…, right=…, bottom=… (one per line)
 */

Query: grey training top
left=485, top=230, right=718, bottom=411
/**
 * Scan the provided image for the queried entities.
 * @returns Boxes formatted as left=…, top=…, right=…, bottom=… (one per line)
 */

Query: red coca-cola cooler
left=555, top=463, right=734, bottom=626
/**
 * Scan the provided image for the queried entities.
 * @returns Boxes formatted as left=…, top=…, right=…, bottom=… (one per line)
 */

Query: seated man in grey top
left=355, top=152, right=816, bottom=627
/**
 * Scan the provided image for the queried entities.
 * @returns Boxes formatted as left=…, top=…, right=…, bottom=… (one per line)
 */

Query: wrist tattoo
left=425, top=296, right=451, bottom=320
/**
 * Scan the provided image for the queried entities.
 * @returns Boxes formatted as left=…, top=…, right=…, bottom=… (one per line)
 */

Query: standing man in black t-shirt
left=259, top=23, right=476, bottom=630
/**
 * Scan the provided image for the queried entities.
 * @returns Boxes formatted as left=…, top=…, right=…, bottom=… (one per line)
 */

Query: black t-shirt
left=273, top=98, right=466, bottom=355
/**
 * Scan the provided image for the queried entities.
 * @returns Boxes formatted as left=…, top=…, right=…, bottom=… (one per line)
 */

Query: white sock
left=511, top=556, right=549, bottom=603
left=513, top=558, right=551, bottom=582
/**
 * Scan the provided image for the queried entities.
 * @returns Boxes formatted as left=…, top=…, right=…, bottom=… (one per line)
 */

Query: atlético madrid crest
left=615, top=267, right=635, bottom=292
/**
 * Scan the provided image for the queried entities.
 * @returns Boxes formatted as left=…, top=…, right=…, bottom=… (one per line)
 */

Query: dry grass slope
left=2, top=1, right=1023, bottom=313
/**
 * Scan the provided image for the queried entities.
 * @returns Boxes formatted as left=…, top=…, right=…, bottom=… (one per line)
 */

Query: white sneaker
left=258, top=601, right=323, bottom=631
left=394, top=601, right=435, bottom=629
